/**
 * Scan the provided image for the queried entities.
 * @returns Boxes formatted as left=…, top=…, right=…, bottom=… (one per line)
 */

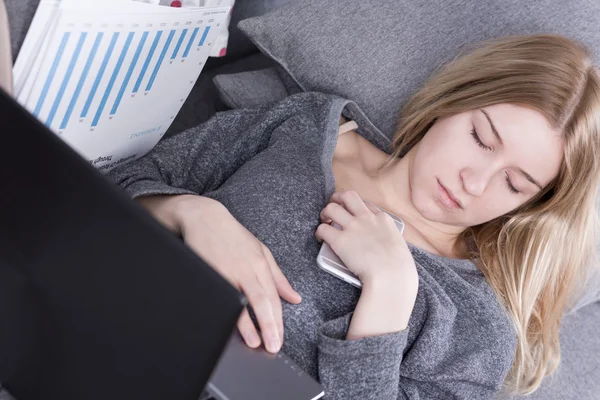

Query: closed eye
left=505, top=173, right=520, bottom=194
left=470, top=128, right=491, bottom=151
left=471, top=127, right=521, bottom=194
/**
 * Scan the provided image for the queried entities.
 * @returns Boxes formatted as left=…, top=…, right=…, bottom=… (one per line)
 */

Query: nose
left=460, top=167, right=494, bottom=197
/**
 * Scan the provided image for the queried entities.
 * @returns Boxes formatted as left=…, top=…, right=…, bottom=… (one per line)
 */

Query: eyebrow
left=480, top=109, right=503, bottom=145
left=479, top=109, right=544, bottom=190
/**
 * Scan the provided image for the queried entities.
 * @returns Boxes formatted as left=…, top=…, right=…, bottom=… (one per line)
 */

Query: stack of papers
left=14, top=0, right=230, bottom=172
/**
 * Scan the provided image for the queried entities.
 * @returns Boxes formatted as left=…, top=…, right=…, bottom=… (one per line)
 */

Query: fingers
left=320, top=202, right=353, bottom=228
left=328, top=190, right=372, bottom=218
left=322, top=191, right=382, bottom=230
left=264, top=249, right=302, bottom=305
left=241, top=273, right=281, bottom=354
left=264, top=248, right=302, bottom=351
left=315, top=222, right=338, bottom=245
left=255, top=261, right=285, bottom=347
left=237, top=309, right=261, bottom=348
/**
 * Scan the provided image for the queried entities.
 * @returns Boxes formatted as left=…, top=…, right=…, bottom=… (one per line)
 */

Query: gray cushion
left=223, top=0, right=297, bottom=58
left=213, top=66, right=289, bottom=109
left=167, top=52, right=276, bottom=136
left=238, top=0, right=600, bottom=140
left=568, top=246, right=600, bottom=314
left=507, top=301, right=600, bottom=399
left=234, top=0, right=600, bottom=315
left=213, top=65, right=301, bottom=109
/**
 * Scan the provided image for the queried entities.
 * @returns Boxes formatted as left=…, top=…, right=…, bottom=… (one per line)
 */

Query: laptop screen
left=0, top=88, right=244, bottom=400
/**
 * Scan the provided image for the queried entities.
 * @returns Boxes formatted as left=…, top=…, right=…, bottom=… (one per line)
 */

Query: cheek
left=412, top=126, right=469, bottom=178
left=468, top=183, right=527, bottom=223
left=410, top=124, right=529, bottom=224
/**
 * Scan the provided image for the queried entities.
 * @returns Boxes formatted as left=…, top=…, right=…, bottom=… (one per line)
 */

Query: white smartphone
left=316, top=201, right=405, bottom=288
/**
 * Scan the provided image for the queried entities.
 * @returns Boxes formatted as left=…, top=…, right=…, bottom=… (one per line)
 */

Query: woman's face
left=408, top=103, right=564, bottom=227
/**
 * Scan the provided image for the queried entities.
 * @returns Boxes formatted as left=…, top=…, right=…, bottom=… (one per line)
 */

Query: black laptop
left=0, top=87, right=245, bottom=399
left=0, top=87, right=325, bottom=400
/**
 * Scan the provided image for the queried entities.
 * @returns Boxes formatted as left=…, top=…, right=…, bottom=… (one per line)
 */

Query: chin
left=412, top=190, right=445, bottom=220
left=412, top=189, right=464, bottom=224
left=417, top=202, right=447, bottom=222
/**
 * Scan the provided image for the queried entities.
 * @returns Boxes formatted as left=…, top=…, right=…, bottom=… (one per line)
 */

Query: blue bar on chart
left=133, top=31, right=162, bottom=94
left=110, top=31, right=149, bottom=116
left=145, top=29, right=175, bottom=92
left=182, top=27, right=199, bottom=58
left=60, top=32, right=103, bottom=130
left=92, top=32, right=134, bottom=127
left=198, top=26, right=210, bottom=46
left=33, top=32, right=70, bottom=118
left=171, top=29, right=188, bottom=60
left=46, top=32, right=87, bottom=127
left=81, top=32, right=120, bottom=119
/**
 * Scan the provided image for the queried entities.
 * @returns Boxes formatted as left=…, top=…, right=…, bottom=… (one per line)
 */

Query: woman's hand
left=315, top=190, right=419, bottom=339
left=315, top=190, right=417, bottom=287
left=137, top=194, right=301, bottom=353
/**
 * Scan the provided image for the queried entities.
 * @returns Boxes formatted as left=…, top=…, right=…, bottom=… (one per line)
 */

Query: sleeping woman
left=107, top=34, right=600, bottom=399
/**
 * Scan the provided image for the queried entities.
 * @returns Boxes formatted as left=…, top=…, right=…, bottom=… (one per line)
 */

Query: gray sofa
left=120, top=2, right=600, bottom=399
left=4, top=0, right=600, bottom=399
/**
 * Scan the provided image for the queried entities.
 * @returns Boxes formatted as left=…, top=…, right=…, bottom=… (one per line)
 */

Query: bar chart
left=28, top=19, right=216, bottom=132
left=16, top=3, right=229, bottom=171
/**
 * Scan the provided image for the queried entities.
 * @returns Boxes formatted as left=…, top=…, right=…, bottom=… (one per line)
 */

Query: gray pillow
left=238, top=0, right=600, bottom=140
left=570, top=265, right=600, bottom=313
left=213, top=66, right=290, bottom=109
left=233, top=0, right=600, bottom=314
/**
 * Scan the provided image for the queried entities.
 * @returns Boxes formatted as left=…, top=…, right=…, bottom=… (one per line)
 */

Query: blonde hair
left=380, top=34, right=600, bottom=395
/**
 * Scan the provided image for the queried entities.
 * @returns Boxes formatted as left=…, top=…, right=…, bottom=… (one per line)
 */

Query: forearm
left=347, top=272, right=418, bottom=341
left=136, top=194, right=221, bottom=234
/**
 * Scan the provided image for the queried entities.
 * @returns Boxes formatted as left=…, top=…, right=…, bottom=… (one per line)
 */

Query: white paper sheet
left=14, top=0, right=230, bottom=172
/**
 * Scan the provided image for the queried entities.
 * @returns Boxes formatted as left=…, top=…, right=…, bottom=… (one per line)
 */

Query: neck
left=339, top=115, right=468, bottom=258
left=371, top=152, right=467, bottom=258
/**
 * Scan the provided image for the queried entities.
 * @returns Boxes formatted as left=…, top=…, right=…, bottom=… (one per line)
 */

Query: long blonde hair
left=380, top=34, right=600, bottom=395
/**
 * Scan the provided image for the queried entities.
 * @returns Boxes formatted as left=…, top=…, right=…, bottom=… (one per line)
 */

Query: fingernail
left=246, top=332, right=260, bottom=347
left=268, top=334, right=280, bottom=353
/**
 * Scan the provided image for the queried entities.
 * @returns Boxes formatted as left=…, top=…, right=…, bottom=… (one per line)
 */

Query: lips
left=437, top=179, right=462, bottom=210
